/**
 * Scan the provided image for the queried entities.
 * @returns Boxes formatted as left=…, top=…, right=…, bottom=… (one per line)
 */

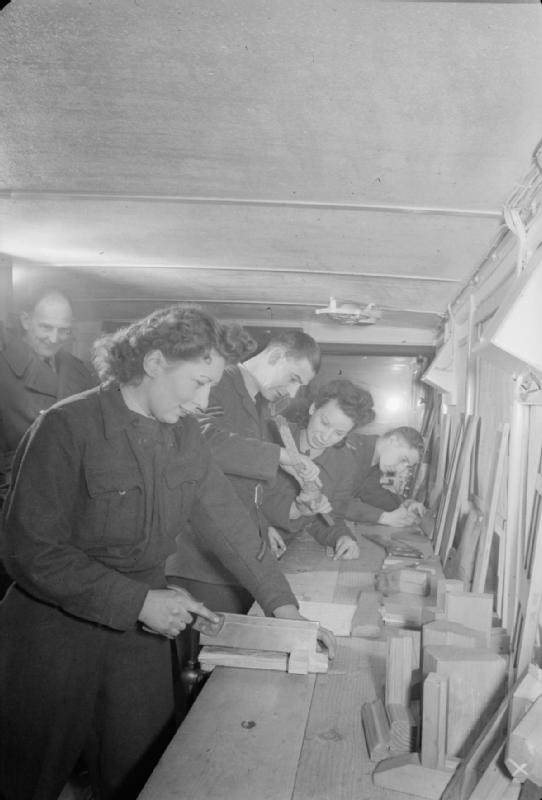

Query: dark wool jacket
left=0, top=337, right=96, bottom=466
left=344, top=432, right=401, bottom=523
left=1, top=385, right=296, bottom=628
left=166, top=365, right=282, bottom=585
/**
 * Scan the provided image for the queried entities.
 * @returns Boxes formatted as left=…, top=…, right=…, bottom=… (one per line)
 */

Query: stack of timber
left=364, top=576, right=515, bottom=799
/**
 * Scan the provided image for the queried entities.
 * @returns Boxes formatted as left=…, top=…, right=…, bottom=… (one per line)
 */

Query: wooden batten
left=421, top=673, right=448, bottom=770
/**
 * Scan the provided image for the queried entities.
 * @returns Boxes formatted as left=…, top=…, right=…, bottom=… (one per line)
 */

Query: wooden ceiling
left=1, top=0, right=541, bottom=350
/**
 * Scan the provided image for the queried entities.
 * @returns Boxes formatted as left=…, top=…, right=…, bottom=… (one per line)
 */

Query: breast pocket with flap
left=84, top=467, right=144, bottom=545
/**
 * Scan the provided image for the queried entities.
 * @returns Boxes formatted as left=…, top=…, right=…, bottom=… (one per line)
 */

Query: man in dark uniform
left=0, top=288, right=96, bottom=498
left=166, top=330, right=322, bottom=613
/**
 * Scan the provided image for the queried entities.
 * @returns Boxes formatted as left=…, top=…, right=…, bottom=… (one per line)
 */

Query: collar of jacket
left=226, top=364, right=260, bottom=421
left=3, top=336, right=88, bottom=379
left=2, top=337, right=40, bottom=378
left=97, top=384, right=191, bottom=443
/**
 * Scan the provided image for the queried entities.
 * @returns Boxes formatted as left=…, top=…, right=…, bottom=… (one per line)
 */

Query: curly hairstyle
left=312, top=379, right=375, bottom=428
left=92, top=304, right=256, bottom=385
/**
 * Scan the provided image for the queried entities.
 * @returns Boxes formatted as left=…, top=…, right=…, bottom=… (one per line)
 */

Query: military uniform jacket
left=1, top=385, right=296, bottom=629
left=166, top=364, right=281, bottom=585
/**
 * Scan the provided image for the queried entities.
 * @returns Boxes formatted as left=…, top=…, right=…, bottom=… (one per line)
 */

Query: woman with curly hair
left=262, top=378, right=375, bottom=560
left=0, top=304, right=334, bottom=800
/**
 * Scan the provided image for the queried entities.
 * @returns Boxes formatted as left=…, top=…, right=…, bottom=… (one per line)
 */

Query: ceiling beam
left=1, top=190, right=502, bottom=220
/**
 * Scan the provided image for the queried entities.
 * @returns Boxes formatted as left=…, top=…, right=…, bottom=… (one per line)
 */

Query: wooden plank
left=438, top=415, right=480, bottom=564
left=292, top=638, right=400, bottom=800
left=472, top=424, right=510, bottom=594
left=470, top=743, right=520, bottom=800
left=429, top=411, right=452, bottom=513
left=505, top=695, right=542, bottom=785
left=441, top=692, right=509, bottom=800
left=385, top=635, right=414, bottom=707
left=444, top=505, right=483, bottom=590
left=423, top=646, right=508, bottom=758
left=444, top=592, right=493, bottom=642
left=511, top=446, right=542, bottom=678
left=199, top=646, right=288, bottom=672
left=421, top=673, right=448, bottom=770
left=138, top=669, right=316, bottom=800
left=199, top=612, right=318, bottom=654
left=509, top=663, right=542, bottom=731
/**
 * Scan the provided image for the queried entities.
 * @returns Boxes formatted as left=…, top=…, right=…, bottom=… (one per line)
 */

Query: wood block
left=396, top=627, right=422, bottom=669
left=387, top=703, right=417, bottom=753
left=386, top=634, right=414, bottom=706
left=444, top=592, right=493, bottom=641
left=199, top=646, right=288, bottom=672
left=423, top=619, right=487, bottom=650
left=199, top=612, right=318, bottom=654
left=297, top=600, right=356, bottom=636
left=505, top=695, right=542, bottom=785
left=373, top=752, right=456, bottom=799
left=307, top=650, right=329, bottom=674
left=288, top=649, right=309, bottom=675
left=350, top=591, right=382, bottom=638
left=423, top=646, right=508, bottom=758
left=377, top=564, right=430, bottom=596
left=361, top=698, right=391, bottom=762
left=437, top=579, right=465, bottom=608
left=421, top=672, right=448, bottom=769
left=381, top=593, right=434, bottom=628
left=509, top=663, right=542, bottom=730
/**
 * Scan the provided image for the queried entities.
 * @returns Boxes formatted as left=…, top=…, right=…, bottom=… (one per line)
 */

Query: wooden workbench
left=139, top=525, right=430, bottom=800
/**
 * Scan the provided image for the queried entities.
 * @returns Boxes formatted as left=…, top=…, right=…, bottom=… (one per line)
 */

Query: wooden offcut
left=361, top=698, right=391, bottom=762
left=421, top=672, right=448, bottom=770
left=509, top=663, right=542, bottom=730
left=385, top=634, right=414, bottom=707
left=373, top=753, right=456, bottom=799
left=423, top=646, right=508, bottom=758
left=444, top=591, right=493, bottom=642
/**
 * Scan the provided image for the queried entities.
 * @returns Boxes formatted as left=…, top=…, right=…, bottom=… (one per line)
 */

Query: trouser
left=0, top=586, right=175, bottom=800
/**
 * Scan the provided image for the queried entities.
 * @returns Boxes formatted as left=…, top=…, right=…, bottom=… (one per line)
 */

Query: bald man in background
left=0, top=289, right=96, bottom=502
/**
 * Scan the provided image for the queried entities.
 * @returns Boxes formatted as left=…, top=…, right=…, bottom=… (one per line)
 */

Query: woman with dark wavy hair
left=262, top=378, right=375, bottom=560
left=0, top=304, right=334, bottom=800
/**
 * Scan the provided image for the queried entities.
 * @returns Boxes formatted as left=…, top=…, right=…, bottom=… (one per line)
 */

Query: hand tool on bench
left=272, top=413, right=334, bottom=526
